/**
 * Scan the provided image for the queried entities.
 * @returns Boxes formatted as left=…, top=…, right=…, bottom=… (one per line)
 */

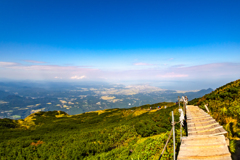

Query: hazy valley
left=0, top=82, right=212, bottom=119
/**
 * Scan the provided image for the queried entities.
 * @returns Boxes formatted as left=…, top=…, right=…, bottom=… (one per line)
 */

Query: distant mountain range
left=0, top=82, right=213, bottom=119
left=182, top=88, right=213, bottom=101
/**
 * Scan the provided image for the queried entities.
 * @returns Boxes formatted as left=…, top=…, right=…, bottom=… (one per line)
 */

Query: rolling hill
left=0, top=102, right=181, bottom=160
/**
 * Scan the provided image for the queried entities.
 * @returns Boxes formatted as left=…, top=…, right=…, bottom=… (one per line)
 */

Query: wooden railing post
left=184, top=101, right=186, bottom=117
left=178, top=96, right=182, bottom=141
left=180, top=114, right=182, bottom=141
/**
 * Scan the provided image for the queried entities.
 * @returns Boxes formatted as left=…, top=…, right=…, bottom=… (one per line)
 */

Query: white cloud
left=24, top=60, right=46, bottom=63
left=133, top=62, right=153, bottom=66
left=0, top=61, right=239, bottom=83
left=0, top=62, right=19, bottom=66
left=70, top=75, right=86, bottom=79
left=54, top=76, right=62, bottom=79
left=158, top=72, right=188, bottom=78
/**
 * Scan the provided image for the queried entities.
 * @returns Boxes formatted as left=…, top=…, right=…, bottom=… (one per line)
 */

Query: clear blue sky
left=0, top=0, right=240, bottom=90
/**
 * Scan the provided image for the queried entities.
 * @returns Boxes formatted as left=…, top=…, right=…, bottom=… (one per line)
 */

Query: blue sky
left=0, top=0, right=240, bottom=90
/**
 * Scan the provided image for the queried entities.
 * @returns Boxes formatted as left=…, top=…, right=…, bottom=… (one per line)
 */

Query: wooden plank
left=178, top=150, right=230, bottom=157
left=188, top=117, right=213, bottom=122
left=178, top=154, right=231, bottom=160
left=188, top=124, right=223, bottom=133
left=187, top=119, right=216, bottom=124
left=188, top=122, right=219, bottom=129
left=189, top=114, right=210, bottom=117
left=178, top=143, right=230, bottom=154
left=189, top=126, right=226, bottom=136
left=181, top=143, right=227, bottom=148
left=187, top=121, right=216, bottom=127
left=181, top=135, right=225, bottom=141
left=187, top=115, right=211, bottom=120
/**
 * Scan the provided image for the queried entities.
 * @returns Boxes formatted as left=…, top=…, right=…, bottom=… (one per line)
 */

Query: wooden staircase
left=177, top=105, right=231, bottom=160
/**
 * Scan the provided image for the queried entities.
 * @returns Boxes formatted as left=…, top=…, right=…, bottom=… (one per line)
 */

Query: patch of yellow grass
left=225, top=117, right=237, bottom=124
left=122, top=110, right=134, bottom=117
left=121, top=109, right=149, bottom=117
left=149, top=109, right=158, bottom=113
left=95, top=110, right=106, bottom=115
left=85, top=109, right=118, bottom=116
left=97, top=109, right=120, bottom=116
left=132, top=109, right=148, bottom=116
left=18, top=120, right=33, bottom=129
left=55, top=114, right=67, bottom=118
left=137, top=134, right=164, bottom=144
left=19, top=114, right=37, bottom=129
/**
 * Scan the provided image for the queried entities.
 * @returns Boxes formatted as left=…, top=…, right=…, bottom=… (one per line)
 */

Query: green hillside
left=0, top=102, right=182, bottom=160
left=189, top=79, right=240, bottom=157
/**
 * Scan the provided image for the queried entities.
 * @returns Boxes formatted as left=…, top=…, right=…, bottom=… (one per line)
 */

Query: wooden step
left=188, top=122, right=219, bottom=129
left=188, top=124, right=223, bottom=133
left=181, top=143, right=228, bottom=148
left=178, top=153, right=232, bottom=160
left=187, top=111, right=210, bottom=114
left=178, top=147, right=230, bottom=157
left=188, top=130, right=227, bottom=136
left=187, top=115, right=211, bottom=120
left=182, top=135, right=225, bottom=141
left=187, top=119, right=216, bottom=124
left=188, top=127, right=227, bottom=136
left=181, top=135, right=227, bottom=146
left=188, top=117, right=213, bottom=122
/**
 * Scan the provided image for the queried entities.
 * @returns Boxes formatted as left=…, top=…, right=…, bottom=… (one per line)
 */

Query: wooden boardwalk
left=178, top=105, right=231, bottom=160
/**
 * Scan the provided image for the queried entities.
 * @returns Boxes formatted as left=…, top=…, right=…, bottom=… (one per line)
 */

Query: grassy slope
left=0, top=102, right=183, bottom=160
left=188, top=79, right=240, bottom=159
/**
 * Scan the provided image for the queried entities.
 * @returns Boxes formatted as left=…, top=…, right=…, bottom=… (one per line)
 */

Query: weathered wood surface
left=178, top=105, right=231, bottom=160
